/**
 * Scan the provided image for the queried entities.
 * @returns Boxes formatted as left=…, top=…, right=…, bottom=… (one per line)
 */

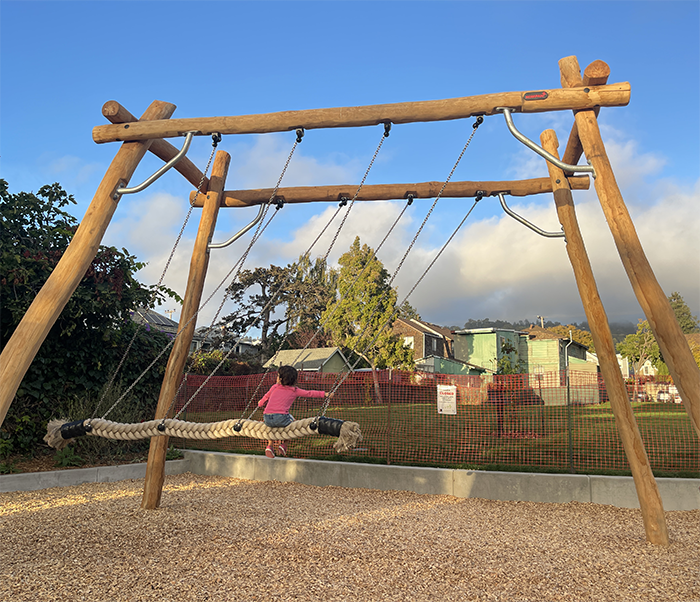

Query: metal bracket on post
left=498, top=193, right=565, bottom=239
left=113, top=131, right=198, bottom=199
left=208, top=203, right=267, bottom=250
left=496, top=108, right=596, bottom=178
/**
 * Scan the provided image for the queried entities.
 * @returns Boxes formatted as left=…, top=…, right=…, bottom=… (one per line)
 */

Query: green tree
left=398, top=300, right=421, bottom=321
left=616, top=320, right=661, bottom=375
left=668, top=291, right=699, bottom=334
left=285, top=255, right=338, bottom=331
left=322, top=237, right=412, bottom=370
left=217, top=257, right=340, bottom=361
left=1, top=180, right=176, bottom=454
left=218, top=265, right=293, bottom=359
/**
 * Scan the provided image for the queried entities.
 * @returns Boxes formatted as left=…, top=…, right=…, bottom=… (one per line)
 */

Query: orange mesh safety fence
left=172, top=369, right=699, bottom=476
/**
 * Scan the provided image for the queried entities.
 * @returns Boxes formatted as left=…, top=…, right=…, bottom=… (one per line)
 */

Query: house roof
left=525, top=325, right=565, bottom=340
left=396, top=317, right=454, bottom=340
left=263, top=347, right=350, bottom=371
left=416, top=354, right=486, bottom=372
left=453, top=327, right=526, bottom=335
left=412, top=319, right=454, bottom=341
left=525, top=325, right=588, bottom=348
left=686, top=333, right=700, bottom=350
left=131, top=308, right=178, bottom=333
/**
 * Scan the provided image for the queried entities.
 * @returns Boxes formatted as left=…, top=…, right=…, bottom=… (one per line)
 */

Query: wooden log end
left=559, top=56, right=583, bottom=88
left=540, top=128, right=559, bottom=148
left=102, top=101, right=136, bottom=125
left=584, top=60, right=611, bottom=86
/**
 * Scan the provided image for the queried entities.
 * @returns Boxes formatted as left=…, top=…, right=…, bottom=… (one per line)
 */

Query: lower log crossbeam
left=44, top=417, right=363, bottom=454
left=189, top=176, right=591, bottom=208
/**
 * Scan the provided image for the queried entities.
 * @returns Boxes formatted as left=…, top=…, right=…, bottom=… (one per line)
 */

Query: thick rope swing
left=43, top=128, right=368, bottom=455
left=45, top=416, right=362, bottom=452
left=41, top=118, right=487, bottom=457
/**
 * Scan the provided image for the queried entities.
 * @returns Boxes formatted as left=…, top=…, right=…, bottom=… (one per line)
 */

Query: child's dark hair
left=278, top=365, right=298, bottom=386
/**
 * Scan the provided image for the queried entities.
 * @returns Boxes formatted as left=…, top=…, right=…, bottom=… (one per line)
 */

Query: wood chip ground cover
left=1, top=473, right=698, bottom=601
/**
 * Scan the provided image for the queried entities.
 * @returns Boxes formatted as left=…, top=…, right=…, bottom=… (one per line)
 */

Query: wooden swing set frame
left=1, top=56, right=698, bottom=547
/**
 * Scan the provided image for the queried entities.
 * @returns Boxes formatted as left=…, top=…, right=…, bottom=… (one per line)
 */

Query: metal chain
left=194, top=123, right=391, bottom=428
left=322, top=124, right=390, bottom=262
left=167, top=133, right=305, bottom=420
left=288, top=196, right=413, bottom=364
left=91, top=134, right=221, bottom=420
left=315, top=117, right=484, bottom=416
left=228, top=124, right=394, bottom=423
left=325, top=116, right=483, bottom=374
left=319, top=195, right=483, bottom=417
left=100, top=131, right=301, bottom=422
left=387, top=116, right=482, bottom=288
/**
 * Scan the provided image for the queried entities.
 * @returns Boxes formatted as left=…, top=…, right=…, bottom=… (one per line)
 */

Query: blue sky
left=2, top=0, right=699, bottom=331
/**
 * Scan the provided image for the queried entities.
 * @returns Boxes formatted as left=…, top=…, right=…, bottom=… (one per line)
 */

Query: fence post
left=566, top=367, right=574, bottom=474
left=386, top=370, right=392, bottom=465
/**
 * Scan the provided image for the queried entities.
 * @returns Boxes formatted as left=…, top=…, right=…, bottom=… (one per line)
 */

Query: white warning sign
left=437, top=384, right=457, bottom=415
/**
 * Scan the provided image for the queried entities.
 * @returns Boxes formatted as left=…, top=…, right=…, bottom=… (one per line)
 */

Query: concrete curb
left=2, top=451, right=698, bottom=511
left=184, top=450, right=700, bottom=511
left=0, top=459, right=189, bottom=493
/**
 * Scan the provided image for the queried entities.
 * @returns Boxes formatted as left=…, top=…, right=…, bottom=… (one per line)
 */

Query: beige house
left=264, top=347, right=352, bottom=373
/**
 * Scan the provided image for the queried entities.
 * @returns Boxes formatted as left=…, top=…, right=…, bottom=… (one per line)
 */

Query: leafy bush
left=185, top=349, right=263, bottom=376
left=1, top=179, right=177, bottom=456
left=50, top=384, right=157, bottom=464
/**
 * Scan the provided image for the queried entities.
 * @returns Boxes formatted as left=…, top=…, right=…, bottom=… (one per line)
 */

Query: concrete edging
left=183, top=450, right=700, bottom=511
left=2, top=451, right=698, bottom=511
left=0, top=459, right=189, bottom=493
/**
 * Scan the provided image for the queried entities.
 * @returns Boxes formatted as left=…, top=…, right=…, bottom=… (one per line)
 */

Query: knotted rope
left=44, top=417, right=362, bottom=453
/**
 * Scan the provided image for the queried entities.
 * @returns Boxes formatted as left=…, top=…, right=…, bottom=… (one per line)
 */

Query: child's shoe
left=277, top=442, right=287, bottom=457
left=265, top=445, right=275, bottom=459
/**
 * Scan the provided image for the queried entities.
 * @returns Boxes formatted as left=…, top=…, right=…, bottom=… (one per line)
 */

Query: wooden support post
left=561, top=60, right=611, bottom=166
left=141, top=150, right=229, bottom=509
left=541, top=129, right=669, bottom=546
left=559, top=56, right=700, bottom=441
left=0, top=100, right=176, bottom=429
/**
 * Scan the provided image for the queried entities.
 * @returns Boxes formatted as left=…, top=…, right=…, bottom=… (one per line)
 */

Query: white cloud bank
left=106, top=132, right=700, bottom=331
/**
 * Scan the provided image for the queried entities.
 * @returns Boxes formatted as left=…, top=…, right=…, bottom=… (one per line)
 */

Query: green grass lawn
left=176, top=401, right=699, bottom=478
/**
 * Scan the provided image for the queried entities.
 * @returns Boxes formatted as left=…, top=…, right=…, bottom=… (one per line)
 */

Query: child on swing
left=258, top=365, right=332, bottom=458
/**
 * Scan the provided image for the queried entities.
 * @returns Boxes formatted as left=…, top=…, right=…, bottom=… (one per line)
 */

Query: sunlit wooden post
left=559, top=56, right=700, bottom=441
left=141, top=150, right=230, bottom=509
left=0, top=100, right=176, bottom=429
left=540, top=128, right=669, bottom=546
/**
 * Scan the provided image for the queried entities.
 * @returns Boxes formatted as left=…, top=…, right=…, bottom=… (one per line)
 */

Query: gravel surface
left=1, top=473, right=698, bottom=602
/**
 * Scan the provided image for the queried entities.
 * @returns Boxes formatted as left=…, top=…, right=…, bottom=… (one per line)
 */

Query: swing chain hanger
left=112, top=130, right=199, bottom=200
left=495, top=107, right=596, bottom=178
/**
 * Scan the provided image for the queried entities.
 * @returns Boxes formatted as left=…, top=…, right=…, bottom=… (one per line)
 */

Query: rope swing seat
left=45, top=415, right=362, bottom=453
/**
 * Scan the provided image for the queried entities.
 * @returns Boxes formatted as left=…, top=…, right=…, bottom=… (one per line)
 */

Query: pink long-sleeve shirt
left=257, top=383, right=326, bottom=415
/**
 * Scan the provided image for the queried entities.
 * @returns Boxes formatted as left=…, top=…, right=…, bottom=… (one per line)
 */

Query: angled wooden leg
left=559, top=56, right=700, bottom=442
left=0, top=100, right=176, bottom=429
left=541, top=128, right=668, bottom=547
left=141, top=150, right=230, bottom=509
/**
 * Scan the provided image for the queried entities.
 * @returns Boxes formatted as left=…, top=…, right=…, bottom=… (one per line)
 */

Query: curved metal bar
left=208, top=203, right=267, bottom=249
left=498, top=193, right=565, bottom=239
left=497, top=108, right=595, bottom=178
left=116, top=131, right=197, bottom=196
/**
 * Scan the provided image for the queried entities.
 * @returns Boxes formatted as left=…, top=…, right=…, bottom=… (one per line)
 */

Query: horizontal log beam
left=102, top=101, right=210, bottom=191
left=94, top=83, right=630, bottom=144
left=189, top=176, right=590, bottom=208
